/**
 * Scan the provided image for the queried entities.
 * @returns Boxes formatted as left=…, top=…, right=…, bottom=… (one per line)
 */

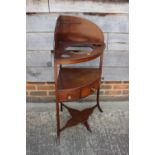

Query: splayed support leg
left=83, top=121, right=92, bottom=132
left=97, top=88, right=103, bottom=112
left=56, top=100, right=60, bottom=143
left=60, top=102, right=63, bottom=112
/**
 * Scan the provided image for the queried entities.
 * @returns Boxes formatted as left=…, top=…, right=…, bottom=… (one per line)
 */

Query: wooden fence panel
left=26, top=33, right=54, bottom=50
left=26, top=51, right=128, bottom=67
left=26, top=66, right=129, bottom=82
left=26, top=51, right=53, bottom=67
left=103, top=67, right=129, bottom=81
left=27, top=0, right=49, bottom=12
left=49, top=0, right=129, bottom=13
left=27, top=14, right=128, bottom=33
left=26, top=32, right=108, bottom=50
left=26, top=1, right=129, bottom=82
left=108, top=33, right=129, bottom=50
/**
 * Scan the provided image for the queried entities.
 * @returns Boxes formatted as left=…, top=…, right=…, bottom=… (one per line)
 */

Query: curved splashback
left=55, top=15, right=104, bottom=45
left=54, top=15, right=105, bottom=64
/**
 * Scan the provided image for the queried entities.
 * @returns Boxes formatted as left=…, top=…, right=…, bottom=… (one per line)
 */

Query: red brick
left=122, top=90, right=129, bottom=95
left=26, top=91, right=29, bottom=96
left=113, top=84, right=129, bottom=89
left=26, top=81, right=129, bottom=101
left=26, top=84, right=36, bottom=90
left=37, top=85, right=53, bottom=90
left=101, top=84, right=112, bottom=89
left=105, top=90, right=122, bottom=96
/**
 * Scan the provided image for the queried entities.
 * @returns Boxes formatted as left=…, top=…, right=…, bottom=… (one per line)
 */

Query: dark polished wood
left=57, top=68, right=101, bottom=102
left=54, top=15, right=105, bottom=142
left=60, top=103, right=97, bottom=132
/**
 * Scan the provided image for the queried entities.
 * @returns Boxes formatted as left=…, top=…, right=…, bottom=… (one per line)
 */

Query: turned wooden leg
left=97, top=88, right=103, bottom=112
left=56, top=99, right=60, bottom=143
left=60, top=102, right=63, bottom=112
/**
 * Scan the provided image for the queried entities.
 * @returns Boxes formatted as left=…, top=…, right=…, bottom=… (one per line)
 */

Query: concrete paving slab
left=27, top=101, right=129, bottom=155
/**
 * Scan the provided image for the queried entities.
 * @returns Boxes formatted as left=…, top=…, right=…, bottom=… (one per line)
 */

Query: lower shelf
left=60, top=103, right=98, bottom=132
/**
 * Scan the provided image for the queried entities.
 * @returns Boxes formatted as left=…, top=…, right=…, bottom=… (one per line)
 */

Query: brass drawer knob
left=68, top=95, right=72, bottom=100
left=91, top=88, right=96, bottom=92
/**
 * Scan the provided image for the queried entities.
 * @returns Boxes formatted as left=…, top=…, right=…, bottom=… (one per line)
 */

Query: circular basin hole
left=65, top=46, right=93, bottom=55
left=61, top=54, right=71, bottom=58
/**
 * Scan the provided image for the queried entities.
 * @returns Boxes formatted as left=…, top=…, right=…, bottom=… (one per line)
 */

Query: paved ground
left=27, top=101, right=129, bottom=155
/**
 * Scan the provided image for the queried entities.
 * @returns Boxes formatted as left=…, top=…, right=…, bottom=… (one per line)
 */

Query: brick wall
left=26, top=81, right=129, bottom=102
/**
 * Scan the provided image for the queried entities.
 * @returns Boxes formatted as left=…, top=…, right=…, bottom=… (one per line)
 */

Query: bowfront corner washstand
left=53, top=15, right=105, bottom=141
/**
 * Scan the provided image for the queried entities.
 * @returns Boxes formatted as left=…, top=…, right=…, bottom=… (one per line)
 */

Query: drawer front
left=81, top=80, right=100, bottom=98
left=57, top=79, right=100, bottom=101
left=57, top=89, right=80, bottom=102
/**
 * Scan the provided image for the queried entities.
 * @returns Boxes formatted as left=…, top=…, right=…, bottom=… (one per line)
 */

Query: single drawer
left=80, top=80, right=100, bottom=98
left=57, top=89, right=80, bottom=102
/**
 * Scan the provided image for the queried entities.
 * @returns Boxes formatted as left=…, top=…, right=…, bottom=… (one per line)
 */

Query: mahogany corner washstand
left=54, top=15, right=105, bottom=141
